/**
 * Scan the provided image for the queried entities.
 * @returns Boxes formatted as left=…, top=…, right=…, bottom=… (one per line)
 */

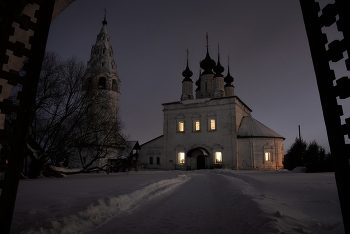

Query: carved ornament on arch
left=212, top=143, right=224, bottom=151
left=207, top=111, right=216, bottom=117
left=189, top=144, right=211, bottom=153
left=176, top=113, right=185, bottom=119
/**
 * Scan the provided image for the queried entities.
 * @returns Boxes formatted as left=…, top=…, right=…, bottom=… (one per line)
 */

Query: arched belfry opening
left=187, top=147, right=210, bottom=170
left=98, top=77, right=106, bottom=89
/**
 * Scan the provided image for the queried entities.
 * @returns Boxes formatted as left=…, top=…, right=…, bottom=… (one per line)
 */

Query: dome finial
left=228, top=55, right=230, bottom=68
left=102, top=8, right=107, bottom=25
left=206, top=32, right=209, bottom=48
left=213, top=43, right=224, bottom=77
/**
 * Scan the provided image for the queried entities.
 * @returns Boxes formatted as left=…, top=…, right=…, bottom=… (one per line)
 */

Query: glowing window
left=178, top=152, right=185, bottom=164
left=195, top=121, right=200, bottom=131
left=178, top=121, right=184, bottom=132
left=265, top=152, right=271, bottom=161
left=210, top=119, right=216, bottom=130
left=215, top=152, right=222, bottom=163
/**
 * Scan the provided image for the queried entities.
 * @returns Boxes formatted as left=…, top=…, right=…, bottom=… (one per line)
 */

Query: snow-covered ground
left=10, top=170, right=344, bottom=234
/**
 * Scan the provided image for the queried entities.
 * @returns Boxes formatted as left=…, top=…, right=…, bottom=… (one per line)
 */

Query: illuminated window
left=178, top=121, right=184, bottom=132
left=265, top=152, right=271, bottom=161
left=178, top=152, right=185, bottom=164
left=215, top=152, right=222, bottom=163
left=210, top=119, right=216, bottom=131
left=195, top=120, right=200, bottom=131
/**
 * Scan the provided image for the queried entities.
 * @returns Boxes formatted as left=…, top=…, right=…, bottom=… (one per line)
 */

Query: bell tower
left=83, top=11, right=120, bottom=119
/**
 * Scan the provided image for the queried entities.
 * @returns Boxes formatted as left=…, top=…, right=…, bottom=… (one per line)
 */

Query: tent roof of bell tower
left=85, top=11, right=119, bottom=79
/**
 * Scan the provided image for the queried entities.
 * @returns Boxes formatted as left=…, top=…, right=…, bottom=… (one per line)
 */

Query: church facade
left=139, top=39, right=285, bottom=170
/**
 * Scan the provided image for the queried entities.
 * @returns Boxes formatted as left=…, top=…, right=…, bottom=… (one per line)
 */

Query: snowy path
left=92, top=170, right=261, bottom=234
left=11, top=170, right=344, bottom=234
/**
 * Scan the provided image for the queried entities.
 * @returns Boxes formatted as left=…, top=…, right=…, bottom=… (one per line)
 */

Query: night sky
left=46, top=0, right=349, bottom=153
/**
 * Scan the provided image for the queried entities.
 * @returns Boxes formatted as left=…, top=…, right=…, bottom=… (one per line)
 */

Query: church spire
left=102, top=8, right=107, bottom=25
left=84, top=12, right=121, bottom=113
left=224, top=56, right=234, bottom=86
left=224, top=56, right=235, bottom=96
left=213, top=44, right=224, bottom=77
left=86, top=11, right=118, bottom=77
left=182, top=49, right=193, bottom=81
left=181, top=49, right=194, bottom=101
left=213, top=44, right=225, bottom=98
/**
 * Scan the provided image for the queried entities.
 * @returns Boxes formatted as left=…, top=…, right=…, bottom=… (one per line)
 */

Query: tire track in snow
left=92, top=170, right=263, bottom=234
left=19, top=174, right=190, bottom=234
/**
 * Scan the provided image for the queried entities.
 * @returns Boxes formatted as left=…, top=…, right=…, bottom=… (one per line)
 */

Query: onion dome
left=200, top=49, right=216, bottom=74
left=195, top=69, right=201, bottom=91
left=182, top=51, right=193, bottom=82
left=200, top=33, right=216, bottom=74
left=224, top=65, right=234, bottom=86
left=213, top=52, right=224, bottom=77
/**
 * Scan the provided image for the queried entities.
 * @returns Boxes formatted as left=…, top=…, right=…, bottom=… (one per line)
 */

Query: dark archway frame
left=0, top=1, right=349, bottom=233
left=186, top=147, right=210, bottom=158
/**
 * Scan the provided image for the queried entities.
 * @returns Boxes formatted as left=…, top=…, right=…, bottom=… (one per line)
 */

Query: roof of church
left=85, top=13, right=119, bottom=77
left=237, top=116, right=285, bottom=139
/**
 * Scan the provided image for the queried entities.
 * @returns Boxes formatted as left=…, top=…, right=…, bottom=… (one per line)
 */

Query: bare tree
left=9, top=52, right=126, bottom=178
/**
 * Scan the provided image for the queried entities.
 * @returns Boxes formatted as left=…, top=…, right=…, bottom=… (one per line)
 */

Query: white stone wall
left=162, top=97, right=239, bottom=169
left=140, top=96, right=284, bottom=171
left=181, top=81, right=193, bottom=100
left=139, top=136, right=164, bottom=169
left=237, top=138, right=284, bottom=170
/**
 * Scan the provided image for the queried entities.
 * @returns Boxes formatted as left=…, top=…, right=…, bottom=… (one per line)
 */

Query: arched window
left=150, top=157, right=153, bottom=165
left=98, top=77, right=106, bottom=89
left=112, top=79, right=117, bottom=91
left=156, top=157, right=160, bottom=165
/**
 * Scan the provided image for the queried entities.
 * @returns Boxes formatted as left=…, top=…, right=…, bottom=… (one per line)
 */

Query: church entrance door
left=197, top=155, right=206, bottom=169
left=187, top=147, right=209, bottom=170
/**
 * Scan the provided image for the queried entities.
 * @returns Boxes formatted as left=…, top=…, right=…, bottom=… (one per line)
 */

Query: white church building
left=139, top=38, right=285, bottom=170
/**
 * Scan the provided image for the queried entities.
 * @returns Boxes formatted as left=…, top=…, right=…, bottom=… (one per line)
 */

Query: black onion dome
left=224, top=66, right=234, bottom=86
left=213, top=54, right=224, bottom=77
left=200, top=48, right=216, bottom=75
left=182, top=61, right=193, bottom=82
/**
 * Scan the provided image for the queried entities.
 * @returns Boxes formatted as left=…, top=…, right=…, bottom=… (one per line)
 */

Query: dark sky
left=46, top=0, right=349, bottom=153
